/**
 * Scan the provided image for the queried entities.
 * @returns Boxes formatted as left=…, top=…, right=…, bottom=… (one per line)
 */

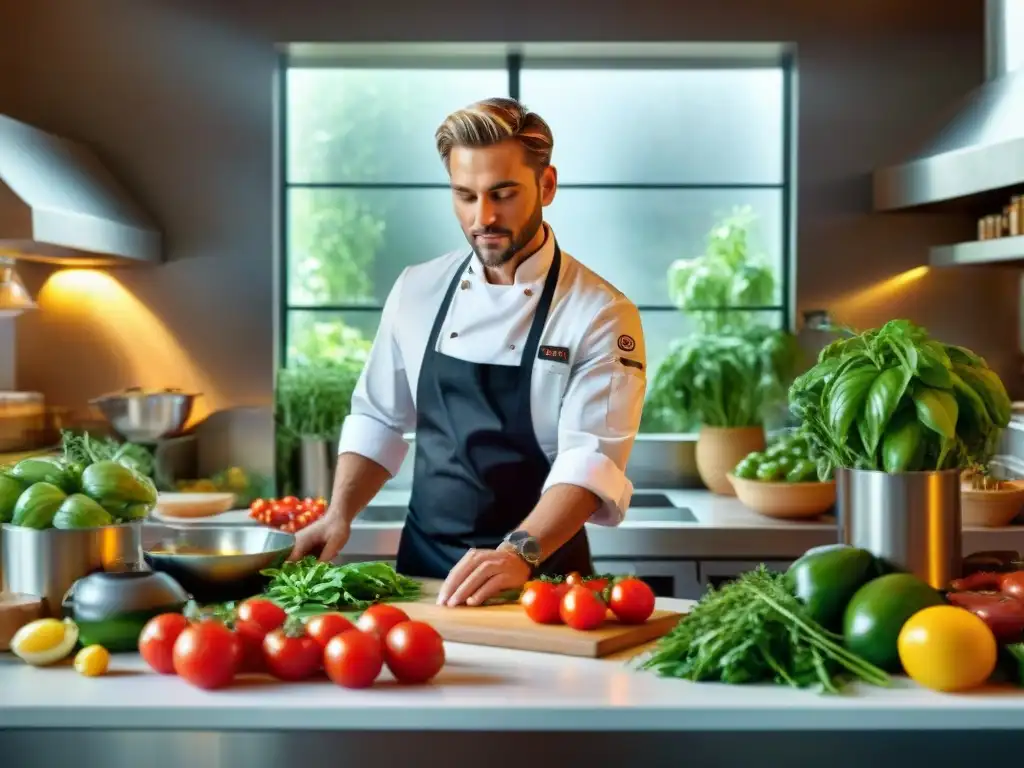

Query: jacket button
left=509, top=344, right=516, bottom=350
left=450, top=332, right=458, bottom=338
left=524, top=288, right=533, bottom=297
left=460, top=280, right=470, bottom=290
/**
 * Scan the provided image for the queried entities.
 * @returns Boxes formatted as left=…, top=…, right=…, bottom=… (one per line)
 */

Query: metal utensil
left=62, top=569, right=189, bottom=651
left=90, top=386, right=199, bottom=443
left=1, top=522, right=143, bottom=617
left=142, top=525, right=294, bottom=603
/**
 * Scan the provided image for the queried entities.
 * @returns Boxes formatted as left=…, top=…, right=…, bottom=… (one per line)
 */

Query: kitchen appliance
left=836, top=467, right=962, bottom=589
left=62, top=569, right=189, bottom=651
left=142, top=524, right=293, bottom=603
left=400, top=579, right=684, bottom=659
left=0, top=522, right=143, bottom=617
left=90, top=386, right=198, bottom=444
left=874, top=0, right=1024, bottom=211
left=0, top=112, right=162, bottom=266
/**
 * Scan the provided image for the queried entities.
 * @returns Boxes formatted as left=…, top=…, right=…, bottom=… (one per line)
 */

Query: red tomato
left=172, top=621, right=239, bottom=690
left=281, top=496, right=299, bottom=508
left=262, top=627, right=322, bottom=681
left=560, top=585, right=607, bottom=631
left=138, top=613, right=190, bottom=675
left=585, top=578, right=609, bottom=594
left=324, top=629, right=383, bottom=688
left=1000, top=571, right=1024, bottom=601
left=233, top=619, right=269, bottom=673
left=305, top=613, right=355, bottom=648
left=608, top=578, right=656, bottom=624
left=520, top=581, right=563, bottom=625
left=383, top=621, right=446, bottom=684
left=237, top=598, right=287, bottom=634
left=565, top=572, right=584, bottom=588
left=250, top=498, right=267, bottom=513
left=357, top=604, right=410, bottom=642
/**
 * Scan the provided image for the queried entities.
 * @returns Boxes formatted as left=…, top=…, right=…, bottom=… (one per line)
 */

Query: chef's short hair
left=436, top=97, right=553, bottom=172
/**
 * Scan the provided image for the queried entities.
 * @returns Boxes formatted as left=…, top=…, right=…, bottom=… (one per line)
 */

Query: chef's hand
left=288, top=510, right=351, bottom=563
left=437, top=548, right=531, bottom=607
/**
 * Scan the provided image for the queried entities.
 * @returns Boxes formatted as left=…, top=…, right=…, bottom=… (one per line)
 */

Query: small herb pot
left=695, top=425, right=766, bottom=496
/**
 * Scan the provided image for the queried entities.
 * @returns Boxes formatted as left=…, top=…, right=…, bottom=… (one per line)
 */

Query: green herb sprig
left=260, top=557, right=421, bottom=616
left=639, top=565, right=890, bottom=694
left=789, top=319, right=1011, bottom=478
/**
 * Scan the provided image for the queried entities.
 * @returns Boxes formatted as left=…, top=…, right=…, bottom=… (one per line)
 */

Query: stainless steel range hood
left=874, top=0, right=1024, bottom=211
left=0, top=114, right=162, bottom=266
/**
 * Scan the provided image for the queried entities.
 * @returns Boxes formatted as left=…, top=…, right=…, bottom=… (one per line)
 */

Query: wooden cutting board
left=399, top=580, right=685, bottom=659
left=0, top=593, right=45, bottom=651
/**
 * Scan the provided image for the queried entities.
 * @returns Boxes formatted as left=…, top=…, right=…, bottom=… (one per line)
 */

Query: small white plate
left=154, top=492, right=236, bottom=519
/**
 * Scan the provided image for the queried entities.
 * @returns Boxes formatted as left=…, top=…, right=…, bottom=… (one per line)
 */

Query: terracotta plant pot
left=695, top=425, right=766, bottom=496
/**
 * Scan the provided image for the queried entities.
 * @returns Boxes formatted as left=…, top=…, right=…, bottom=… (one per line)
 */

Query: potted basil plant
left=648, top=329, right=798, bottom=495
left=789, top=320, right=1011, bottom=587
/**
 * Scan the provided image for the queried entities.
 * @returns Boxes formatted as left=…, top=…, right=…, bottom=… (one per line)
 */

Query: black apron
left=396, top=243, right=594, bottom=580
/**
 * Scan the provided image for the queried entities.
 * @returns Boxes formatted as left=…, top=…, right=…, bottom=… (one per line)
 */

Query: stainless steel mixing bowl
left=142, top=525, right=294, bottom=603
left=90, top=387, right=199, bottom=443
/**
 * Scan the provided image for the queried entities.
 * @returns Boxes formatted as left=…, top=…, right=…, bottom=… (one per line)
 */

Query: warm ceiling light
left=0, top=257, right=36, bottom=317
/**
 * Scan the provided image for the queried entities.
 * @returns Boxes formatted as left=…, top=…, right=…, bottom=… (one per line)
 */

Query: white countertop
left=2, top=595, right=1024, bottom=732
left=157, top=488, right=1024, bottom=562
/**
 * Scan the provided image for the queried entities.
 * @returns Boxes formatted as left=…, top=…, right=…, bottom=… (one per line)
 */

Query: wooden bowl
left=726, top=473, right=836, bottom=520
left=154, top=492, right=236, bottom=519
left=961, top=480, right=1024, bottom=527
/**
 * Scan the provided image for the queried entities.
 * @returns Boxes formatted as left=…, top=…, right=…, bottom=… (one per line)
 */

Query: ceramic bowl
left=961, top=479, right=1024, bottom=527
left=727, top=473, right=836, bottom=520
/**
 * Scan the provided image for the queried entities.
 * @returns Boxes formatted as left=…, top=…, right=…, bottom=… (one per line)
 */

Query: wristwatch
left=499, top=530, right=542, bottom=568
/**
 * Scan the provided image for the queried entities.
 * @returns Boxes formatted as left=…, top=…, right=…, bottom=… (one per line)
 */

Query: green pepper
left=733, top=457, right=759, bottom=480
left=786, top=459, right=817, bottom=483
left=785, top=443, right=808, bottom=460
left=756, top=461, right=784, bottom=482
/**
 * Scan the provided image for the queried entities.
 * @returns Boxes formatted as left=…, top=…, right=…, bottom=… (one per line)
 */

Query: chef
left=290, top=96, right=647, bottom=608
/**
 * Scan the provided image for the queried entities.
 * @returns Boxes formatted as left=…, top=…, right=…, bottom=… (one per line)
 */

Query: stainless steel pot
left=90, top=386, right=199, bottom=443
left=836, top=467, right=962, bottom=589
left=0, top=522, right=143, bottom=617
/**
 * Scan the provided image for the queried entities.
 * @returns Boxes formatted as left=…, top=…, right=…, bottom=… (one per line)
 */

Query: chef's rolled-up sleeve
left=336, top=269, right=416, bottom=476
left=542, top=295, right=647, bottom=525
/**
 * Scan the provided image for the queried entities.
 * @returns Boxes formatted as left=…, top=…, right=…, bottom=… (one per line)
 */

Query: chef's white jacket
left=338, top=224, right=647, bottom=525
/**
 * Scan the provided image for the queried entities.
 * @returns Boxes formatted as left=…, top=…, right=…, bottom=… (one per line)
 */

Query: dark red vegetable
left=1000, top=571, right=1024, bottom=601
left=949, top=571, right=1002, bottom=592
left=945, top=591, right=1024, bottom=643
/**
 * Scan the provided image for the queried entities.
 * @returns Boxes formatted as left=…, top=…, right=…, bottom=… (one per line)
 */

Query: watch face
left=521, top=538, right=541, bottom=559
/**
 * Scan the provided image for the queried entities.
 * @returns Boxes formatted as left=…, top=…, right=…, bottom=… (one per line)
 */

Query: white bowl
left=154, top=492, right=236, bottom=519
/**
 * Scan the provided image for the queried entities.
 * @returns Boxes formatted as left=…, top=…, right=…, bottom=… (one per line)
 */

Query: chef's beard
left=470, top=203, right=544, bottom=268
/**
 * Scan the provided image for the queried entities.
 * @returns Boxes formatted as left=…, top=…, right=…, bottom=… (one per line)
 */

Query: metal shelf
left=930, top=235, right=1024, bottom=267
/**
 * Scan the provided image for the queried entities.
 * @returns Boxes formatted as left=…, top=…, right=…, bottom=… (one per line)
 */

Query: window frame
left=276, top=50, right=795, bottom=369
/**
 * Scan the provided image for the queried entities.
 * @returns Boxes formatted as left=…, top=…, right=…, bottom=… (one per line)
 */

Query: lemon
left=74, top=645, right=110, bottom=677
left=11, top=618, right=79, bottom=666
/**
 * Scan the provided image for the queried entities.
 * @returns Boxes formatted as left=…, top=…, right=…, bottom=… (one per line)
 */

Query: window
left=279, top=51, right=793, bottom=431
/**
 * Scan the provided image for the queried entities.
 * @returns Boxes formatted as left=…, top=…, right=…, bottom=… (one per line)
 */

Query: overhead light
left=0, top=256, right=37, bottom=317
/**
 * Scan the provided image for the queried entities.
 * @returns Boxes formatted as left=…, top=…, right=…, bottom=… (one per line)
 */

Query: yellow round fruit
left=11, top=618, right=79, bottom=666
left=897, top=605, right=997, bottom=692
left=74, top=645, right=110, bottom=677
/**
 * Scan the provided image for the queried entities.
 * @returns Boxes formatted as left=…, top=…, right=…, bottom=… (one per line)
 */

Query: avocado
left=785, top=545, right=880, bottom=631
left=842, top=573, right=946, bottom=672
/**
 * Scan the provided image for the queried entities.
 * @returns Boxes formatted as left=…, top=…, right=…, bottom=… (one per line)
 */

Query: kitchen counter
left=3, top=594, right=1024, bottom=766
left=343, top=488, right=1024, bottom=562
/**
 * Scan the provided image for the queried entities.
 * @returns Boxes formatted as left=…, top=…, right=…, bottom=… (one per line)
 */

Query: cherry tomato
left=357, top=604, right=410, bottom=643
left=585, top=578, right=609, bottom=594
left=383, top=621, right=445, bottom=684
left=172, top=621, right=239, bottom=690
left=565, top=572, right=584, bottom=588
left=262, top=626, right=323, bottom=681
left=305, top=613, right=355, bottom=648
left=521, top=581, right=563, bottom=625
left=560, top=585, right=607, bottom=631
left=250, top=498, right=267, bottom=513
left=324, top=629, right=383, bottom=688
left=608, top=577, right=656, bottom=624
left=138, top=613, right=190, bottom=675
left=237, top=598, right=287, bottom=634
left=232, top=619, right=270, bottom=673
left=281, top=496, right=299, bottom=507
